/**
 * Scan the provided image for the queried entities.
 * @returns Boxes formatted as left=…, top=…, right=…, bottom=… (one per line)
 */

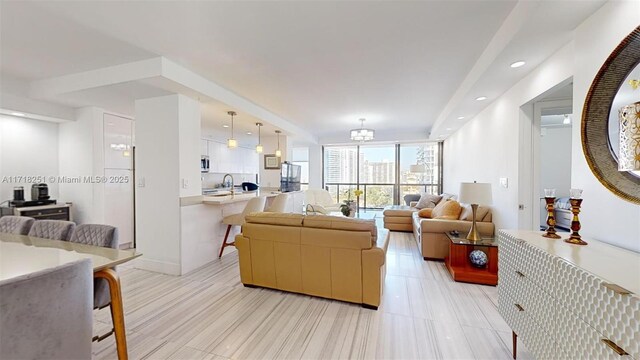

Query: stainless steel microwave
left=201, top=155, right=210, bottom=173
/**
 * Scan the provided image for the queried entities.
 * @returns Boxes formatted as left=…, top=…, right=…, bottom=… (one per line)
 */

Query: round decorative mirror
left=582, top=26, right=640, bottom=204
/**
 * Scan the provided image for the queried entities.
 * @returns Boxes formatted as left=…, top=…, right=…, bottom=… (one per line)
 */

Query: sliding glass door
left=323, top=142, right=442, bottom=209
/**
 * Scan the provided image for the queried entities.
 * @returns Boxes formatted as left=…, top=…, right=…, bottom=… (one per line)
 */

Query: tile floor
left=92, top=230, right=533, bottom=360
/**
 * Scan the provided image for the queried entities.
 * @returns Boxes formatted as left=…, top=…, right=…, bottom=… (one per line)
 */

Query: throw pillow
left=415, top=194, right=442, bottom=209
left=432, top=199, right=462, bottom=220
left=440, top=193, right=457, bottom=202
left=418, top=208, right=433, bottom=218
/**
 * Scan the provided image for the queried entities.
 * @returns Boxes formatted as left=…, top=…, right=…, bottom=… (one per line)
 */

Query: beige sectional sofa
left=383, top=197, right=494, bottom=260
left=235, top=212, right=390, bottom=309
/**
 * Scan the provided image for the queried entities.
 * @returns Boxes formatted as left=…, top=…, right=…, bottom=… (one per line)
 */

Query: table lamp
left=459, top=182, right=493, bottom=241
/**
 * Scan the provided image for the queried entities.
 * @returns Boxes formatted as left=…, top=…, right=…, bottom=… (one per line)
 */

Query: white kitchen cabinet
left=104, top=113, right=133, bottom=170
left=200, top=140, right=208, bottom=156
left=202, top=139, right=259, bottom=175
left=104, top=168, right=134, bottom=247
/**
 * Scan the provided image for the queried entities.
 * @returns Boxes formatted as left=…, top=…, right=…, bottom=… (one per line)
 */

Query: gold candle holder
left=542, top=189, right=560, bottom=239
left=565, top=198, right=588, bottom=246
left=542, top=197, right=561, bottom=239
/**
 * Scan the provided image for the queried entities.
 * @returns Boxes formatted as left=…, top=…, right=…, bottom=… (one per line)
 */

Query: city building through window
left=323, top=142, right=442, bottom=208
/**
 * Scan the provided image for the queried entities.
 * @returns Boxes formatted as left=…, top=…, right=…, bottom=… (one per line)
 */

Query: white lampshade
left=256, top=144, right=263, bottom=153
left=459, top=182, right=492, bottom=205
left=227, top=138, right=237, bottom=148
left=275, top=149, right=282, bottom=157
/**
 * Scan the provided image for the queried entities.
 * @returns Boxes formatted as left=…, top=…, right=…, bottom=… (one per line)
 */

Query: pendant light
left=227, top=111, right=237, bottom=148
left=275, top=130, right=282, bottom=157
left=350, top=118, right=375, bottom=142
left=255, top=122, right=263, bottom=153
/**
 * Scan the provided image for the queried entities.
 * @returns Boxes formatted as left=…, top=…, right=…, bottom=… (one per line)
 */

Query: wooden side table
left=444, top=232, right=498, bottom=285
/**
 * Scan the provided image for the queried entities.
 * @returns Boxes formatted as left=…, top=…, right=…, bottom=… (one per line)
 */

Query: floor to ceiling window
left=323, top=142, right=442, bottom=209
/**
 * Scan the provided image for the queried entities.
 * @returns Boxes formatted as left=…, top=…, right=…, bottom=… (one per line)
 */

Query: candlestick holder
left=565, top=198, right=588, bottom=245
left=542, top=197, right=561, bottom=239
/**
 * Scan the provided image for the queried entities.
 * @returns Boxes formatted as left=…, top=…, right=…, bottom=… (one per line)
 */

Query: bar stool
left=266, top=193, right=291, bottom=213
left=219, top=196, right=266, bottom=258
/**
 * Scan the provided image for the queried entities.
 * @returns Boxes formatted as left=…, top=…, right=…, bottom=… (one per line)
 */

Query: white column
left=134, top=94, right=201, bottom=275
left=308, top=144, right=323, bottom=189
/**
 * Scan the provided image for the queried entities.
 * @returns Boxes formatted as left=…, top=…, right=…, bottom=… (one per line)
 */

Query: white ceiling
left=0, top=1, right=606, bottom=143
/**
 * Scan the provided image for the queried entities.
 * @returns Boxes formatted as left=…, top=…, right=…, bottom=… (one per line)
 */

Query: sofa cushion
left=245, top=212, right=304, bottom=226
left=418, top=208, right=433, bottom=218
left=459, top=204, right=492, bottom=222
left=440, top=193, right=457, bottom=202
left=303, top=214, right=377, bottom=242
left=382, top=205, right=416, bottom=217
left=415, top=194, right=442, bottom=209
left=432, top=199, right=462, bottom=220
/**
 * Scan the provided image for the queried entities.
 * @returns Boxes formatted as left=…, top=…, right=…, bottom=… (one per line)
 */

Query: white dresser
left=498, top=230, right=639, bottom=359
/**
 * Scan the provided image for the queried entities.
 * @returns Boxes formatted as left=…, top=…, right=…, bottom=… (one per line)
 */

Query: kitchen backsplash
left=201, top=172, right=259, bottom=189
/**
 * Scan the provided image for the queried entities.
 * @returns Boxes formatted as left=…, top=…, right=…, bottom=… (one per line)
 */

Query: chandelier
left=350, top=118, right=375, bottom=142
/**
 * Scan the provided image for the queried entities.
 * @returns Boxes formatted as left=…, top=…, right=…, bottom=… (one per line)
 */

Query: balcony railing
left=325, top=182, right=440, bottom=209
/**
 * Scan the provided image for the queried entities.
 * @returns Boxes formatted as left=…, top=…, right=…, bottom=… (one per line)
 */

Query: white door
left=104, top=168, right=134, bottom=248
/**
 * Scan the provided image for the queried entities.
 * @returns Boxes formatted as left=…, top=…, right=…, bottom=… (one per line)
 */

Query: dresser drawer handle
left=515, top=270, right=525, bottom=278
left=514, top=304, right=524, bottom=312
left=603, top=283, right=633, bottom=295
left=601, top=339, right=629, bottom=356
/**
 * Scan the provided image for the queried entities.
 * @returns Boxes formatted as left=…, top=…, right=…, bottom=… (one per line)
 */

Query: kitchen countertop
left=180, top=190, right=303, bottom=206
left=202, top=191, right=280, bottom=205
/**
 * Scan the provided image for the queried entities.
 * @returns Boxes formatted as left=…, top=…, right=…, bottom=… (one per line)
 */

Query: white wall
left=308, top=144, right=323, bottom=189
left=135, top=94, right=201, bottom=275
left=540, top=126, right=572, bottom=198
left=444, top=43, right=574, bottom=232
left=58, top=107, right=104, bottom=224
left=0, top=115, right=59, bottom=201
left=444, top=1, right=640, bottom=252
left=258, top=134, right=288, bottom=189
left=135, top=95, right=183, bottom=275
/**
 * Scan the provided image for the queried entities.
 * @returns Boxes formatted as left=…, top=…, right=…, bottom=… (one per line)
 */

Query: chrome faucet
left=222, top=174, right=234, bottom=193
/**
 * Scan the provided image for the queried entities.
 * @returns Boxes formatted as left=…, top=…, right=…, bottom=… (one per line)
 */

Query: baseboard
left=133, top=257, right=182, bottom=276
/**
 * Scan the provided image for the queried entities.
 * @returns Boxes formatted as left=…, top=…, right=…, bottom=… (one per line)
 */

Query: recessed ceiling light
left=246, top=132, right=252, bottom=135
left=457, top=116, right=465, bottom=120
left=510, top=61, right=526, bottom=68
left=476, top=96, right=487, bottom=101
left=223, top=124, right=229, bottom=128
left=11, top=112, right=25, bottom=117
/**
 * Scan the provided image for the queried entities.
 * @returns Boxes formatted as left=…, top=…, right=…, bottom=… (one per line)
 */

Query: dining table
left=0, top=232, right=141, bottom=360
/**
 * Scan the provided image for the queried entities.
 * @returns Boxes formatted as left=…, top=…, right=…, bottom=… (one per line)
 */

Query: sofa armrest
left=419, top=218, right=495, bottom=235
left=235, top=235, right=254, bottom=284
left=361, top=229, right=389, bottom=308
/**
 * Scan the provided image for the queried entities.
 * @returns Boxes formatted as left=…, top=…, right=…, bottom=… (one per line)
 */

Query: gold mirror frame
left=582, top=26, right=640, bottom=204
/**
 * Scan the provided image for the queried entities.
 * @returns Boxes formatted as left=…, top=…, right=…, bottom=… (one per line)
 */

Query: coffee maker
left=31, top=183, right=50, bottom=201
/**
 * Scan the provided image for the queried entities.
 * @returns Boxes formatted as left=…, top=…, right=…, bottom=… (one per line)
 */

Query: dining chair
left=266, top=193, right=291, bottom=212
left=0, top=258, right=93, bottom=360
left=219, top=196, right=266, bottom=258
left=70, top=224, right=119, bottom=341
left=28, top=219, right=75, bottom=241
left=0, top=215, right=35, bottom=235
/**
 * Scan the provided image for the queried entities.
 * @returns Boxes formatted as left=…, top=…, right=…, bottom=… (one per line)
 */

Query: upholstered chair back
left=0, top=216, right=35, bottom=235
left=28, top=220, right=75, bottom=241
left=70, top=224, right=118, bottom=308
left=267, top=193, right=291, bottom=213
left=0, top=259, right=92, bottom=360
left=242, top=196, right=267, bottom=218
left=304, top=189, right=335, bottom=207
